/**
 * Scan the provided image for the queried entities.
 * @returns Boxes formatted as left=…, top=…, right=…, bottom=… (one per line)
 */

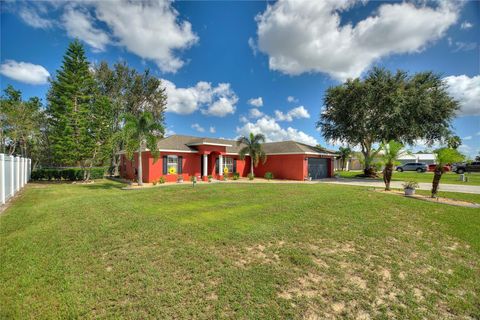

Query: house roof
left=398, top=153, right=435, bottom=161
left=155, top=135, right=336, bottom=156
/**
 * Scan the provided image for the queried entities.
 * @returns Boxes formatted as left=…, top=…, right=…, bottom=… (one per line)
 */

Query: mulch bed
left=374, top=189, right=480, bottom=208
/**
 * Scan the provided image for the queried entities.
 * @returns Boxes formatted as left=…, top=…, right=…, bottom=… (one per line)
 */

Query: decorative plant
left=402, top=181, right=419, bottom=190
left=159, top=176, right=166, bottom=184
left=190, top=175, right=197, bottom=187
left=233, top=172, right=240, bottom=180
left=223, top=175, right=227, bottom=181
left=237, top=133, right=267, bottom=177
left=223, top=166, right=229, bottom=175
left=380, top=140, right=409, bottom=191
left=152, top=179, right=158, bottom=186
left=168, top=166, right=177, bottom=175
left=177, top=175, right=184, bottom=183
left=431, top=148, right=464, bottom=197
left=207, top=175, right=213, bottom=182
left=248, top=173, right=254, bottom=180
left=264, top=172, right=274, bottom=180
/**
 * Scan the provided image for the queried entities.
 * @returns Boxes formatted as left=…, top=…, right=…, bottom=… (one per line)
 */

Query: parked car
left=427, top=164, right=451, bottom=172
left=454, top=161, right=480, bottom=174
left=396, top=162, right=428, bottom=172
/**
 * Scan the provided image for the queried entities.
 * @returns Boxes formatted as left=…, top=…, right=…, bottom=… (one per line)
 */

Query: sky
left=1, top=0, right=479, bottom=157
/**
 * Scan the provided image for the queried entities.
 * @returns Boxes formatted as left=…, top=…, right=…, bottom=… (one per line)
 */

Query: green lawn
left=338, top=170, right=480, bottom=185
left=1, top=180, right=479, bottom=319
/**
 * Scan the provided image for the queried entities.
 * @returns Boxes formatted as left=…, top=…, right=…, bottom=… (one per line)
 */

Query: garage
left=308, top=158, right=328, bottom=179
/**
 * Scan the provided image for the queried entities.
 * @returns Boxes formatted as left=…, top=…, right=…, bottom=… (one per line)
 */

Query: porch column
left=203, top=154, right=208, bottom=177
left=219, top=154, right=223, bottom=177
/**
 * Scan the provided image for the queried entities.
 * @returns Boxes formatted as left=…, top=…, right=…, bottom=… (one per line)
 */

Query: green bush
left=159, top=176, right=166, bottom=184
left=31, top=167, right=105, bottom=181
left=248, top=173, right=254, bottom=180
left=233, top=172, right=240, bottom=180
left=264, top=172, right=274, bottom=180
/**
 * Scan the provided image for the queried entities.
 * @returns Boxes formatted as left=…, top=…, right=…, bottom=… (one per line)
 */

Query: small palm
left=237, top=132, right=267, bottom=177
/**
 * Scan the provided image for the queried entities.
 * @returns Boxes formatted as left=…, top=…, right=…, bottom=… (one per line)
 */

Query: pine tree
left=47, top=40, right=96, bottom=168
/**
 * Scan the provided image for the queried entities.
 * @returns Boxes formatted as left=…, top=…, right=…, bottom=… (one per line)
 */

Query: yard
left=338, top=170, right=480, bottom=186
left=1, top=180, right=479, bottom=319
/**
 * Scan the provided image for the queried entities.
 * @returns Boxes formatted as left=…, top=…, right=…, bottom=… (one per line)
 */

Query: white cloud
left=477, top=132, right=480, bottom=136
left=19, top=6, right=53, bottom=29
left=249, top=108, right=264, bottom=118
left=17, top=1, right=198, bottom=73
left=248, top=37, right=257, bottom=56
left=287, top=96, right=298, bottom=103
left=62, top=7, right=110, bottom=52
left=0, top=60, right=50, bottom=85
left=275, top=106, right=310, bottom=122
left=461, top=21, right=473, bottom=29
left=162, top=79, right=238, bottom=117
left=255, top=0, right=459, bottom=80
left=248, top=97, right=263, bottom=107
left=239, top=115, right=248, bottom=123
left=447, top=37, right=477, bottom=52
left=443, top=75, right=480, bottom=116
left=209, top=126, right=216, bottom=134
left=191, top=123, right=205, bottom=133
left=94, top=0, right=198, bottom=73
left=463, top=136, right=472, bottom=141
left=237, top=115, right=318, bottom=146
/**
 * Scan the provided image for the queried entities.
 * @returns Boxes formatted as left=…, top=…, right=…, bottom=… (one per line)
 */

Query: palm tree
left=380, top=140, right=408, bottom=191
left=431, top=148, right=464, bottom=197
left=123, top=112, right=164, bottom=186
left=337, top=146, right=352, bottom=171
left=237, top=132, right=267, bottom=178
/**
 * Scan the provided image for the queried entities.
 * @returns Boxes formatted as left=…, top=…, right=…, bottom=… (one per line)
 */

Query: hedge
left=31, top=168, right=106, bottom=181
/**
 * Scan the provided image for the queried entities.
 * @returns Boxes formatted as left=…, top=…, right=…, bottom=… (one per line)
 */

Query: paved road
left=318, top=178, right=480, bottom=194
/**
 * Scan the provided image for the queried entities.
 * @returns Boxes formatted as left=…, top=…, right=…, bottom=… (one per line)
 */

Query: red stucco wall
left=121, top=152, right=333, bottom=182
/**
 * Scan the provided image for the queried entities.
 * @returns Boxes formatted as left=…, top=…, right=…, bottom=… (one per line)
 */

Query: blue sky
left=1, top=0, right=479, bottom=157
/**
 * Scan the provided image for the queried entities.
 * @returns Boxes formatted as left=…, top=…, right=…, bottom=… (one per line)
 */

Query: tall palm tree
left=431, top=148, right=464, bottom=197
left=337, top=146, right=352, bottom=171
left=380, top=140, right=408, bottom=191
left=237, top=132, right=267, bottom=178
left=123, top=112, right=164, bottom=186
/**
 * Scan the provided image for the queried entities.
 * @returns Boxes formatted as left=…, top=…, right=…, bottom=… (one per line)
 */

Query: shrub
left=152, top=179, right=158, bottom=186
left=402, top=181, right=419, bottom=190
left=30, top=167, right=106, bottom=181
left=207, top=175, right=213, bottom=182
left=248, top=173, right=254, bottom=180
left=264, top=172, right=274, bottom=180
left=159, top=176, right=166, bottom=184
left=233, top=172, right=240, bottom=180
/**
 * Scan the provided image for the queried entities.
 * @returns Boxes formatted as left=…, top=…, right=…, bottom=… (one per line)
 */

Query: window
left=167, top=155, right=178, bottom=174
left=224, top=157, right=233, bottom=173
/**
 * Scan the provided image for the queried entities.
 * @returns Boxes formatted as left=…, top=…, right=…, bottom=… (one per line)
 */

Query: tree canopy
left=317, top=67, right=459, bottom=175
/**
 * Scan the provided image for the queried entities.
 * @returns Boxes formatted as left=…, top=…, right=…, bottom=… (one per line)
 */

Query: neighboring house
left=120, top=135, right=336, bottom=182
left=398, top=153, right=436, bottom=165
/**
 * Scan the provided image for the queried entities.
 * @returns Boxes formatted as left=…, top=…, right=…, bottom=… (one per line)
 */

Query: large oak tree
left=317, top=67, right=458, bottom=176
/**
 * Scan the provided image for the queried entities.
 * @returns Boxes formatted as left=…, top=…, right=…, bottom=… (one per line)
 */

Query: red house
left=120, top=135, right=336, bottom=183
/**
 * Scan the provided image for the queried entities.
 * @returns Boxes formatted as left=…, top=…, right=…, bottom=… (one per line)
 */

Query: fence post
left=10, top=155, right=14, bottom=198
left=24, top=157, right=27, bottom=184
left=15, top=156, right=20, bottom=192
left=20, top=157, right=24, bottom=188
left=1, top=154, right=5, bottom=205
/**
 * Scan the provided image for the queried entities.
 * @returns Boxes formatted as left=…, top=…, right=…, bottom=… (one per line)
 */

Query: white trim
left=186, top=142, right=232, bottom=147
left=159, top=149, right=198, bottom=153
left=265, top=152, right=335, bottom=156
left=225, top=152, right=249, bottom=156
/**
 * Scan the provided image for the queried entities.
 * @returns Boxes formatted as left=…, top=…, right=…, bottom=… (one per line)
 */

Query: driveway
left=317, top=178, right=480, bottom=194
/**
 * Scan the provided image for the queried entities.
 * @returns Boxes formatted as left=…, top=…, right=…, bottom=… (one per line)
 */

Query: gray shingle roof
left=156, top=135, right=336, bottom=156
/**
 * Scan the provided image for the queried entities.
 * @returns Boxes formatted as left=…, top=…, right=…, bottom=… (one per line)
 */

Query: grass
left=338, top=170, right=480, bottom=186
left=1, top=180, right=479, bottom=319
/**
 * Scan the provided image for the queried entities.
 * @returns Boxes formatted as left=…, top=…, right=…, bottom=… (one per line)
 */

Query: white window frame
left=167, top=155, right=178, bottom=174
left=224, top=157, right=233, bottom=173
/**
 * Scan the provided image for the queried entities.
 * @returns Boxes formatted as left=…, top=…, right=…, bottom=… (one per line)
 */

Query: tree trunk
left=431, top=166, right=443, bottom=197
left=111, top=150, right=120, bottom=177
left=383, top=163, right=393, bottom=191
left=250, top=158, right=254, bottom=177
left=137, top=144, right=143, bottom=186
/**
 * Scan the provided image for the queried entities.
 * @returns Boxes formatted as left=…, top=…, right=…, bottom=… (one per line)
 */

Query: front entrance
left=308, top=158, right=328, bottom=179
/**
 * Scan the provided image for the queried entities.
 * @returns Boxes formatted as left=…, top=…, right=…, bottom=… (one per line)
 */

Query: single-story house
left=120, top=135, right=336, bottom=182
left=398, top=153, right=436, bottom=165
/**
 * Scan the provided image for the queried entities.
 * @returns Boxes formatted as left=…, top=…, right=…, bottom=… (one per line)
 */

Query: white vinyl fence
left=0, top=154, right=31, bottom=205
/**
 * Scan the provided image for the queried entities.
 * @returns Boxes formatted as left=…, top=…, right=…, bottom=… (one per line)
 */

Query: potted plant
left=177, top=175, right=184, bottom=183
left=248, top=173, right=254, bottom=180
left=402, top=181, right=419, bottom=196
left=305, top=174, right=312, bottom=181
left=233, top=172, right=240, bottom=180
left=207, top=175, right=213, bottom=182
left=190, top=175, right=197, bottom=187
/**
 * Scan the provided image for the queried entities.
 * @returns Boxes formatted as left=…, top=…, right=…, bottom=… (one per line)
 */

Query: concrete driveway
left=317, top=178, right=480, bottom=194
